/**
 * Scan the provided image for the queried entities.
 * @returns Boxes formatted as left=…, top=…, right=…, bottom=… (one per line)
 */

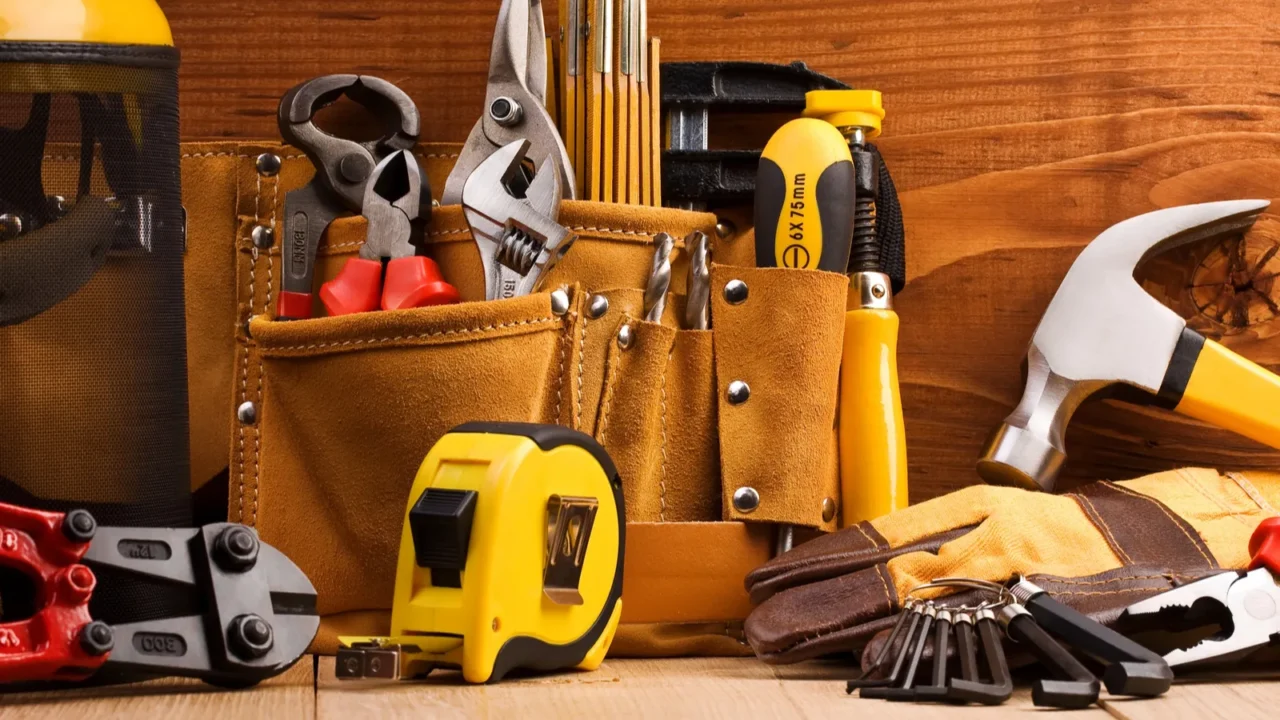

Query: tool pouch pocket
left=248, top=292, right=575, bottom=628
left=201, top=143, right=850, bottom=654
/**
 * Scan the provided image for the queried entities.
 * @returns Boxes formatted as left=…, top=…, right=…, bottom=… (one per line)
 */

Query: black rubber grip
left=1024, top=591, right=1172, bottom=697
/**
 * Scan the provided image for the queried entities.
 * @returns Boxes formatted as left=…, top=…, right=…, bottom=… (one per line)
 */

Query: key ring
left=906, top=577, right=1015, bottom=611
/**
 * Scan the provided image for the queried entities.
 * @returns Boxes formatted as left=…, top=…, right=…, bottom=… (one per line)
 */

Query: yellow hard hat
left=0, top=0, right=173, bottom=46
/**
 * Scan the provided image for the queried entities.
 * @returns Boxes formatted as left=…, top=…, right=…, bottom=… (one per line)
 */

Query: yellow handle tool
left=336, top=423, right=624, bottom=684
left=805, top=90, right=907, bottom=525
left=755, top=118, right=854, bottom=551
left=753, top=118, right=856, bottom=270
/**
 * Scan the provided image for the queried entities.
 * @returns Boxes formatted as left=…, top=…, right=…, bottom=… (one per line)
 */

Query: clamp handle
left=1248, top=516, right=1280, bottom=572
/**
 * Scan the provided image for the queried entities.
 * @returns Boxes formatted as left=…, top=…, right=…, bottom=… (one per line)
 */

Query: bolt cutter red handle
left=0, top=504, right=106, bottom=682
left=0, top=502, right=319, bottom=687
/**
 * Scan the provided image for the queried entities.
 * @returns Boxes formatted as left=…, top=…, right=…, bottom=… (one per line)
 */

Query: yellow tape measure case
left=338, top=422, right=625, bottom=683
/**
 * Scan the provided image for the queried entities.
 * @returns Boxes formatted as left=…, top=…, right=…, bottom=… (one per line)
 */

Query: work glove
left=743, top=468, right=1280, bottom=666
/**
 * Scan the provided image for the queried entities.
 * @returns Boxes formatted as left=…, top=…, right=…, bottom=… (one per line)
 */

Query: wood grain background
left=161, top=0, right=1280, bottom=501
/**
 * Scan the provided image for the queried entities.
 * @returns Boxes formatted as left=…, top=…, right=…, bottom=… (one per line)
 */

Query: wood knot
left=1139, top=216, right=1280, bottom=340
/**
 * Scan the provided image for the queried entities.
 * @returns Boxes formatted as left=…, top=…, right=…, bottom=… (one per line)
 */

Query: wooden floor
left=2, top=657, right=1277, bottom=719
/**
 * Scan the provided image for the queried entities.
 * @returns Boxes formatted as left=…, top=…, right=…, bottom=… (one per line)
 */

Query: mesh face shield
left=0, top=42, right=189, bottom=626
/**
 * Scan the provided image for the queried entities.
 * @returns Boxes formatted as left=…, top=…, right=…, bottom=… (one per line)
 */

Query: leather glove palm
left=744, top=468, right=1280, bottom=664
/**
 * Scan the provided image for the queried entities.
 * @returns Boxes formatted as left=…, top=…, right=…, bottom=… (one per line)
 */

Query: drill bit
left=684, top=230, right=711, bottom=330
left=643, top=231, right=674, bottom=322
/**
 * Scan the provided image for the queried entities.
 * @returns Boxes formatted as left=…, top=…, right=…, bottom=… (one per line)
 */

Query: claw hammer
left=978, top=200, right=1280, bottom=492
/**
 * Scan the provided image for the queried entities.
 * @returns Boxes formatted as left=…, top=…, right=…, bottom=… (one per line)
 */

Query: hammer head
left=977, top=199, right=1270, bottom=492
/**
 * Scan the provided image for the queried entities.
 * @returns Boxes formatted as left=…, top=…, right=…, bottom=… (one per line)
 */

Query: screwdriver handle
left=753, top=118, right=854, bottom=271
left=1249, top=516, right=1280, bottom=571
left=839, top=301, right=907, bottom=523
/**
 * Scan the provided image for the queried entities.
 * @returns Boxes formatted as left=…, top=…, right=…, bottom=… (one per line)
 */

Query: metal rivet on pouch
left=822, top=497, right=837, bottom=523
left=237, top=401, right=258, bottom=425
left=715, top=219, right=736, bottom=239
left=47, top=195, right=69, bottom=218
left=727, top=380, right=750, bottom=405
left=0, top=214, right=22, bottom=240
left=732, top=486, right=761, bottom=513
left=550, top=288, right=570, bottom=316
left=251, top=224, right=275, bottom=249
left=588, top=294, right=609, bottom=319
left=617, top=324, right=634, bottom=349
left=255, top=153, right=282, bottom=177
left=723, top=279, right=748, bottom=305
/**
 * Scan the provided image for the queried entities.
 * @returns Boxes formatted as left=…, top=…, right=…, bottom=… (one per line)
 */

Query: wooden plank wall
left=162, top=0, right=1280, bottom=500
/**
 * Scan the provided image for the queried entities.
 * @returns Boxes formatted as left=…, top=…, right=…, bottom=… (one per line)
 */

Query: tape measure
left=336, top=422, right=625, bottom=684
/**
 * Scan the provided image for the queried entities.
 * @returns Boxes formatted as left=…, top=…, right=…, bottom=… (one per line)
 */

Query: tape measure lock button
left=408, top=487, right=478, bottom=589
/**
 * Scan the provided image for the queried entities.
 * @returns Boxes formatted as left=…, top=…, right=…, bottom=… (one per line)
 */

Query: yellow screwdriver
left=804, top=90, right=907, bottom=526
left=754, top=117, right=856, bottom=553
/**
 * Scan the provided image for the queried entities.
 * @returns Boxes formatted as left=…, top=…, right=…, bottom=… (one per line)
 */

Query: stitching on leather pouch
left=658, top=345, right=673, bottom=522
left=1076, top=494, right=1133, bottom=565
left=1226, top=471, right=1279, bottom=515
left=178, top=150, right=462, bottom=161
left=266, top=317, right=560, bottom=352
left=596, top=346, right=624, bottom=445
left=1105, top=483, right=1215, bottom=567
left=252, top=173, right=280, bottom=526
left=234, top=165, right=261, bottom=523
left=574, top=315, right=590, bottom=429
left=554, top=311, right=574, bottom=424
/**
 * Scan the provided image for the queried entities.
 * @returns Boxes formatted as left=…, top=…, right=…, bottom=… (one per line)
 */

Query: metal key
left=863, top=603, right=936, bottom=700
left=1001, top=602, right=1101, bottom=709
left=1012, top=577, right=1171, bottom=697
left=947, top=607, right=1013, bottom=705
left=848, top=601, right=924, bottom=692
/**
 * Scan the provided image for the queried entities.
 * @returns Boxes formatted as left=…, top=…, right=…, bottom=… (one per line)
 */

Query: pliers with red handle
left=320, top=150, right=460, bottom=315
left=1121, top=516, right=1280, bottom=668
left=0, top=502, right=318, bottom=687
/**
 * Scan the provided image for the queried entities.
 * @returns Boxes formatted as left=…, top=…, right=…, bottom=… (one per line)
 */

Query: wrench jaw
left=462, top=141, right=576, bottom=300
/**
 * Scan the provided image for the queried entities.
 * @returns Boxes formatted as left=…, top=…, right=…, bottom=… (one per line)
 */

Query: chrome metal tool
left=443, top=0, right=575, bottom=205
left=462, top=140, right=576, bottom=300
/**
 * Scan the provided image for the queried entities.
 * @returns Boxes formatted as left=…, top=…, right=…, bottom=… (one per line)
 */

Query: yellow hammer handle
left=839, top=307, right=908, bottom=525
left=1175, top=338, right=1280, bottom=448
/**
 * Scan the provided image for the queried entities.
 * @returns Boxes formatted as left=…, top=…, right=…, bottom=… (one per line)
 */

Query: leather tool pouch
left=183, top=141, right=849, bottom=656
